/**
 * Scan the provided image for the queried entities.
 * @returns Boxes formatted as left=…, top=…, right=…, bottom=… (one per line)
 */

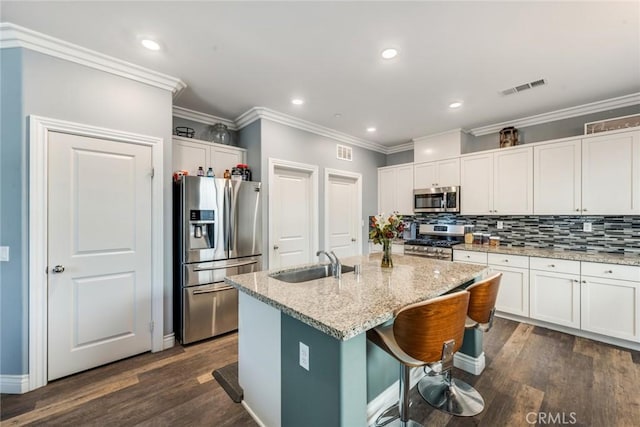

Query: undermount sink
left=269, top=264, right=355, bottom=283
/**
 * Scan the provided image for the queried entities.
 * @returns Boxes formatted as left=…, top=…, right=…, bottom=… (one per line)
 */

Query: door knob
left=51, top=265, right=65, bottom=273
left=273, top=245, right=279, bottom=250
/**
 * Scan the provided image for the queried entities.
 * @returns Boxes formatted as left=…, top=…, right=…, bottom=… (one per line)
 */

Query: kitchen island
left=225, top=254, right=487, bottom=427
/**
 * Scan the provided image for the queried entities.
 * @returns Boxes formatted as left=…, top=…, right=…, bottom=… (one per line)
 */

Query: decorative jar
left=209, top=123, right=231, bottom=145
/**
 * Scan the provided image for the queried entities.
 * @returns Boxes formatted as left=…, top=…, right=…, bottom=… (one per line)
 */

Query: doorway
left=28, top=116, right=164, bottom=390
left=268, top=158, right=318, bottom=269
left=324, top=169, right=362, bottom=259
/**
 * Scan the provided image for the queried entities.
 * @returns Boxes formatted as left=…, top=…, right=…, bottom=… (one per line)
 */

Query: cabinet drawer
left=488, top=253, right=529, bottom=269
left=453, top=250, right=487, bottom=265
left=581, top=262, right=640, bottom=282
left=530, top=257, right=580, bottom=275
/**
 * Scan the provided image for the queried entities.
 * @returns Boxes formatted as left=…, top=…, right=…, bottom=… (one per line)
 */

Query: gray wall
left=259, top=120, right=386, bottom=265
left=385, top=149, right=413, bottom=166
left=0, top=48, right=173, bottom=376
left=1, top=48, right=27, bottom=376
left=237, top=119, right=261, bottom=180
left=464, top=105, right=640, bottom=154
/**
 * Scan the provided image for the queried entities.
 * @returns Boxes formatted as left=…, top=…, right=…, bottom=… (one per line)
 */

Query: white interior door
left=47, top=131, right=153, bottom=380
left=326, top=170, right=361, bottom=259
left=270, top=163, right=317, bottom=269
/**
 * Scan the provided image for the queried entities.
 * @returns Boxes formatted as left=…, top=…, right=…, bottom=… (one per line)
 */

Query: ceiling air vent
left=501, top=78, right=546, bottom=96
left=337, top=144, right=352, bottom=161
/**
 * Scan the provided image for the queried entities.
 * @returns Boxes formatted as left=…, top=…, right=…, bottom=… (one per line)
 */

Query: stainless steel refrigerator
left=174, top=176, right=262, bottom=344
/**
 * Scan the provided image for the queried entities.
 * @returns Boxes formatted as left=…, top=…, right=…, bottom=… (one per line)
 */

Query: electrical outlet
left=583, top=222, right=592, bottom=232
left=496, top=221, right=504, bottom=230
left=299, top=342, right=309, bottom=371
left=0, top=246, right=8, bottom=262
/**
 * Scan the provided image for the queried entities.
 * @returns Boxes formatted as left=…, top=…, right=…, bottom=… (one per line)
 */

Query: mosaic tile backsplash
left=412, top=214, right=640, bottom=255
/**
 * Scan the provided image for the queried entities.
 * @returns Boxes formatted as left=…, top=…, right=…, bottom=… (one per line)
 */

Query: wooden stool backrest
left=393, top=291, right=469, bottom=363
left=466, top=273, right=502, bottom=324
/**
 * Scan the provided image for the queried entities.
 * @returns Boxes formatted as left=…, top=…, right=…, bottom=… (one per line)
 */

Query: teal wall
left=281, top=313, right=367, bottom=426
left=0, top=48, right=173, bottom=376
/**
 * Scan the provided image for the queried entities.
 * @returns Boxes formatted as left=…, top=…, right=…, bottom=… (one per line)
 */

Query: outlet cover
left=0, top=246, right=8, bottom=262
left=496, top=221, right=504, bottom=230
left=583, top=222, right=592, bottom=232
left=299, top=342, right=309, bottom=371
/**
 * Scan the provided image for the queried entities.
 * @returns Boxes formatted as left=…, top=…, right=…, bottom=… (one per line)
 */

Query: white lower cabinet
left=454, top=250, right=640, bottom=347
left=581, top=273, right=640, bottom=342
left=489, top=254, right=529, bottom=317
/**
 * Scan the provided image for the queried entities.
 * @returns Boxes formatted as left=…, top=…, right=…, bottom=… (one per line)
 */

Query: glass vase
left=209, top=123, right=231, bottom=145
left=381, top=239, right=393, bottom=268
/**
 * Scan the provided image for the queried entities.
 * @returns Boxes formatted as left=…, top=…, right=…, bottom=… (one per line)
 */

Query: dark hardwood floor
left=1, top=318, right=638, bottom=426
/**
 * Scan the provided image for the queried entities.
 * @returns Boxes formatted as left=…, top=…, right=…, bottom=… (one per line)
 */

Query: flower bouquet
left=369, top=213, right=404, bottom=268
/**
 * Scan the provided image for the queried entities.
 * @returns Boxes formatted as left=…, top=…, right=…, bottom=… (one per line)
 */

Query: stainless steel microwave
left=413, top=186, right=460, bottom=213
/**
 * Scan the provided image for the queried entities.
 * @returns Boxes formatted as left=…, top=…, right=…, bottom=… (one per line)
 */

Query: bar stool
left=367, top=291, right=470, bottom=427
left=465, top=272, right=502, bottom=332
left=416, top=273, right=502, bottom=417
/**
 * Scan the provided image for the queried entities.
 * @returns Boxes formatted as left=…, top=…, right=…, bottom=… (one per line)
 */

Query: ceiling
left=2, top=1, right=639, bottom=148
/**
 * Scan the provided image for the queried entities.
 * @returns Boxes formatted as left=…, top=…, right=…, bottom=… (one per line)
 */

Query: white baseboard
left=163, top=333, right=175, bottom=350
left=366, top=367, right=426, bottom=426
left=453, top=351, right=486, bottom=375
left=242, top=400, right=268, bottom=427
left=0, top=374, right=30, bottom=394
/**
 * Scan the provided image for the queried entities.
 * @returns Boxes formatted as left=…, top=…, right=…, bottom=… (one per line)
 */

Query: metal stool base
left=417, top=374, right=484, bottom=417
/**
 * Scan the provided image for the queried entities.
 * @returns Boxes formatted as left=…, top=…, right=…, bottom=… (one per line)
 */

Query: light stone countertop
left=454, top=244, right=640, bottom=266
left=225, top=254, right=487, bottom=341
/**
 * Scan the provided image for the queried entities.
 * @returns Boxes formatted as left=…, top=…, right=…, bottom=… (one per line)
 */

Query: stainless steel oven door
left=183, top=283, right=238, bottom=344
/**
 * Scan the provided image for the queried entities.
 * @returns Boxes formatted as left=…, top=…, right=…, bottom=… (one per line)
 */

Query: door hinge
left=151, top=168, right=155, bottom=178
left=149, top=321, right=154, bottom=333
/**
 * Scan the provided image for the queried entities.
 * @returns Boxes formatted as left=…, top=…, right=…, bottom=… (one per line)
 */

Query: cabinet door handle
left=581, top=280, right=587, bottom=284
left=504, top=259, right=509, bottom=262
left=273, top=245, right=279, bottom=250
left=351, top=238, right=356, bottom=242
left=605, top=270, right=613, bottom=274
left=576, top=209, right=580, bottom=212
left=583, top=208, right=587, bottom=212
left=548, top=264, right=555, bottom=268
left=573, top=279, right=580, bottom=283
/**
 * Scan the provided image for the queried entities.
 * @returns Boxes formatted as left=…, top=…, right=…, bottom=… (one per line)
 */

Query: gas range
left=404, top=224, right=466, bottom=260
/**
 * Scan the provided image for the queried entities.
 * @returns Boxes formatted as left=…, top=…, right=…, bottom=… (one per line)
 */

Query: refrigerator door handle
left=193, top=285, right=235, bottom=295
left=193, top=259, right=258, bottom=271
left=227, top=182, right=235, bottom=251
left=224, top=182, right=230, bottom=252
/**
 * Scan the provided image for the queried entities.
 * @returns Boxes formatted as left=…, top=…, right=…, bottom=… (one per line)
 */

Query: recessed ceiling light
left=367, top=127, right=377, bottom=132
left=381, top=48, right=398, bottom=59
left=449, top=101, right=463, bottom=109
left=334, top=113, right=342, bottom=118
left=291, top=98, right=304, bottom=105
left=141, top=39, right=161, bottom=51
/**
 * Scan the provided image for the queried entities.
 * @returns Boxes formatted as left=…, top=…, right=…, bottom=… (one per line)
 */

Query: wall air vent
left=501, top=78, right=546, bottom=96
left=336, top=144, right=352, bottom=161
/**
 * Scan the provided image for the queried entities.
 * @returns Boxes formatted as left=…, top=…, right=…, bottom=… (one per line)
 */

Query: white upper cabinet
left=414, top=158, right=460, bottom=188
left=534, top=139, right=582, bottom=215
left=460, top=153, right=493, bottom=214
left=534, top=130, right=640, bottom=215
left=493, top=147, right=533, bottom=215
left=582, top=131, right=640, bottom=215
left=172, top=136, right=246, bottom=178
left=377, top=163, right=414, bottom=216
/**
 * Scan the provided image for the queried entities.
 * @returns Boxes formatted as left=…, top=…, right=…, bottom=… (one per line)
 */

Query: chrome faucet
left=316, top=250, right=342, bottom=278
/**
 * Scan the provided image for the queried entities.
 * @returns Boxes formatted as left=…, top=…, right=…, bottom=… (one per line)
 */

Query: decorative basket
left=175, top=126, right=195, bottom=138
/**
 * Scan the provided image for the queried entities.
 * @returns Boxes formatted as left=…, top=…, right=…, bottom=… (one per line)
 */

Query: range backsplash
left=412, top=214, right=640, bottom=255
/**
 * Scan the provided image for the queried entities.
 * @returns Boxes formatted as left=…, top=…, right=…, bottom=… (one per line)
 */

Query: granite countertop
left=454, top=244, right=640, bottom=266
left=225, top=254, right=487, bottom=341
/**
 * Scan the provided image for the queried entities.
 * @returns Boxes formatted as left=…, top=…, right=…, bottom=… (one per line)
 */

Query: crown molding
left=469, top=93, right=640, bottom=136
left=412, top=128, right=468, bottom=143
left=0, top=22, right=186, bottom=96
left=386, top=142, right=414, bottom=154
left=172, top=106, right=236, bottom=130
left=235, top=107, right=390, bottom=154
